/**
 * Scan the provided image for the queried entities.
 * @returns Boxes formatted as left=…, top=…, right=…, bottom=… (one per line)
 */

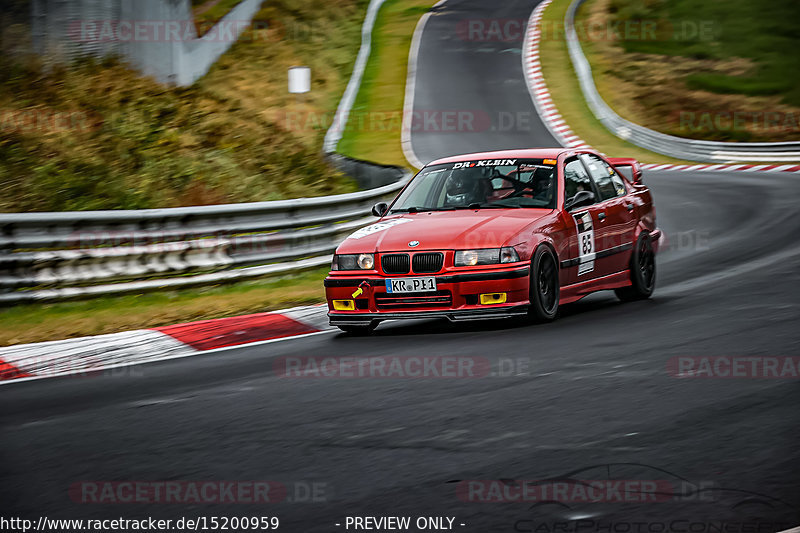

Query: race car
left=325, top=148, right=662, bottom=334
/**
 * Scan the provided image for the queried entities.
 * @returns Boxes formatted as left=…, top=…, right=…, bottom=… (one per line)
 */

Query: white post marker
left=288, top=66, right=311, bottom=94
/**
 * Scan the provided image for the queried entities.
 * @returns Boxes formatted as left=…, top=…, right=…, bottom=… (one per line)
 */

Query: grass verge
left=539, top=0, right=688, bottom=163
left=609, top=0, right=800, bottom=106
left=0, top=0, right=370, bottom=212
left=576, top=0, right=800, bottom=142
left=194, top=0, right=247, bottom=36
left=336, top=0, right=437, bottom=168
left=0, top=268, right=329, bottom=347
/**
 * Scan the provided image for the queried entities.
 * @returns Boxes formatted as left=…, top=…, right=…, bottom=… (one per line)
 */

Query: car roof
left=427, top=148, right=578, bottom=166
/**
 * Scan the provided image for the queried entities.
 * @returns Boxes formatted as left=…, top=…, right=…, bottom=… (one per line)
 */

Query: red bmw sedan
left=325, top=148, right=662, bottom=334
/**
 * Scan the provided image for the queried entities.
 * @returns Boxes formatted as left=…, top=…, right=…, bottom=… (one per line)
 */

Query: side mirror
left=632, top=165, right=643, bottom=184
left=607, top=158, right=643, bottom=184
left=565, top=190, right=595, bottom=211
left=371, top=202, right=389, bottom=217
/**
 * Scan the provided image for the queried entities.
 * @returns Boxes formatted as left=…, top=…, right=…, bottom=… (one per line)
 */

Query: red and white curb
left=521, top=0, right=800, bottom=174
left=523, top=0, right=589, bottom=151
left=0, top=305, right=334, bottom=384
left=639, top=163, right=800, bottom=173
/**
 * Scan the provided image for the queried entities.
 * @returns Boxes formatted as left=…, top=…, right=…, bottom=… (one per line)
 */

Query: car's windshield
left=391, top=158, right=557, bottom=212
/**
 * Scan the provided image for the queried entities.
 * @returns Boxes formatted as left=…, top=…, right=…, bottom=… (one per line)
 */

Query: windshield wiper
left=392, top=204, right=521, bottom=213
left=464, top=203, right=521, bottom=209
left=390, top=206, right=456, bottom=213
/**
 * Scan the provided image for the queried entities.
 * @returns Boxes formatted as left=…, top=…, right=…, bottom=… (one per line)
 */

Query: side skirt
left=559, top=270, right=632, bottom=305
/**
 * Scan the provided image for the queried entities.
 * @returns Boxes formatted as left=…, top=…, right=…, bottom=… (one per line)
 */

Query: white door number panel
left=573, top=211, right=596, bottom=276
left=385, top=277, right=437, bottom=293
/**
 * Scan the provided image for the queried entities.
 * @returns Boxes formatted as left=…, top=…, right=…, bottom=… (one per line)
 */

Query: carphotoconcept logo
left=487, top=463, right=799, bottom=531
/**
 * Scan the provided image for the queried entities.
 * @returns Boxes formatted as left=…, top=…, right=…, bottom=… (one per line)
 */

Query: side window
left=564, top=158, right=593, bottom=203
left=398, top=168, right=450, bottom=208
left=581, top=155, right=623, bottom=201
left=607, top=165, right=628, bottom=196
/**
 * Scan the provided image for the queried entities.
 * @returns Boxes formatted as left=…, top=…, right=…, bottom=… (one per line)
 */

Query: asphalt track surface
left=408, top=0, right=559, bottom=164
left=2, top=1, right=799, bottom=531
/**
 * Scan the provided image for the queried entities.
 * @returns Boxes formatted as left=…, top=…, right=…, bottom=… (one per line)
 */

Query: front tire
left=528, top=246, right=560, bottom=322
left=615, top=232, right=656, bottom=302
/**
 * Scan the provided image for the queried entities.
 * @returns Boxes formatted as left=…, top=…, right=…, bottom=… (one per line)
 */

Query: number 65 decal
left=573, top=211, right=596, bottom=275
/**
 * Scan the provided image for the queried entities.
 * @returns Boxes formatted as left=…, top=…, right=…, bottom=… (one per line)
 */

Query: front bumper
left=328, top=306, right=530, bottom=326
left=325, top=265, right=531, bottom=326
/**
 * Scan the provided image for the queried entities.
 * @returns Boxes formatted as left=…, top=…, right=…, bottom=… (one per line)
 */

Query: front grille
left=412, top=252, right=444, bottom=274
left=381, top=253, right=410, bottom=274
left=375, top=290, right=453, bottom=310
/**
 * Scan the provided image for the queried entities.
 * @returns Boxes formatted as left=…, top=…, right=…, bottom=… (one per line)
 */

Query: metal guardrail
left=323, top=0, right=389, bottom=154
left=0, top=169, right=410, bottom=305
left=565, top=0, right=800, bottom=163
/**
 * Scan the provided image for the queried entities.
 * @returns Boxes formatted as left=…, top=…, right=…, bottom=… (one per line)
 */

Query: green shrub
left=606, top=0, right=800, bottom=106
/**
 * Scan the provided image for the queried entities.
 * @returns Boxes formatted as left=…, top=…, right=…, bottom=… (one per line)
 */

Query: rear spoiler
left=607, top=158, right=643, bottom=184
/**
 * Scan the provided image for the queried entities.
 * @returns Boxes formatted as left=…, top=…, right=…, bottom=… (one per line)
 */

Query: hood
left=336, top=210, right=551, bottom=253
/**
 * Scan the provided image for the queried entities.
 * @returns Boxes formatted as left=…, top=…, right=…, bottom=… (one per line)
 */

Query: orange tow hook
left=351, top=281, right=371, bottom=299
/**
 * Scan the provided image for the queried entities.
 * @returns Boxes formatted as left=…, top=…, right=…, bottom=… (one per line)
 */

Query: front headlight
left=332, top=253, right=375, bottom=271
left=357, top=253, right=375, bottom=269
left=454, top=247, right=519, bottom=267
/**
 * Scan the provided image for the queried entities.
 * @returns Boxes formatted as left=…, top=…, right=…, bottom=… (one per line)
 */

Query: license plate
left=385, top=277, right=437, bottom=293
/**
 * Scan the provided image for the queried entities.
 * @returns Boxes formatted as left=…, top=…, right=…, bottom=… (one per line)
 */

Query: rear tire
left=337, top=323, right=377, bottom=336
left=528, top=246, right=560, bottom=322
left=615, top=232, right=656, bottom=302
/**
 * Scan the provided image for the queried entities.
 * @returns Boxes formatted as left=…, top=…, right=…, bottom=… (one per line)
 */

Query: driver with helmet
left=444, top=168, right=489, bottom=207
